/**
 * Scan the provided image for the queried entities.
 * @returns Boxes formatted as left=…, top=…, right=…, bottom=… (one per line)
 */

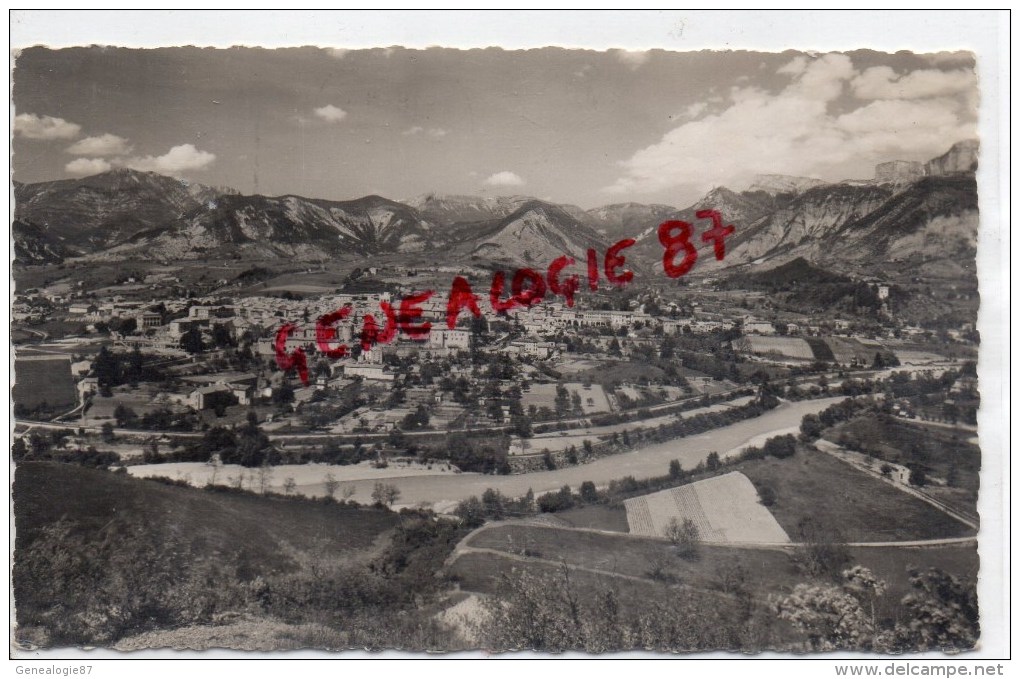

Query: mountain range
left=12, top=141, right=979, bottom=278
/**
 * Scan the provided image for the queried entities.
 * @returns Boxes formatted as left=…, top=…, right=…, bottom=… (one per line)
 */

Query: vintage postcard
left=9, top=15, right=1004, bottom=659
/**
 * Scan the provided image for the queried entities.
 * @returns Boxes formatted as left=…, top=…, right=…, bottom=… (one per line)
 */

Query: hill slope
left=12, top=461, right=402, bottom=645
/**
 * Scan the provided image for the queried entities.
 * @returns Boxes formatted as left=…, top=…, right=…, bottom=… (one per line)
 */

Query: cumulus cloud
left=123, top=144, right=216, bottom=175
left=484, top=171, right=525, bottom=187
left=313, top=105, right=348, bottom=123
left=606, top=54, right=977, bottom=197
left=66, top=133, right=132, bottom=156
left=614, top=49, right=650, bottom=69
left=65, top=157, right=112, bottom=176
left=326, top=48, right=349, bottom=59
left=14, top=113, right=81, bottom=140
left=851, top=66, right=977, bottom=100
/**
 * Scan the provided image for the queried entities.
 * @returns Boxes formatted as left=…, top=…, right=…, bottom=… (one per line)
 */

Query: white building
left=344, top=363, right=395, bottom=382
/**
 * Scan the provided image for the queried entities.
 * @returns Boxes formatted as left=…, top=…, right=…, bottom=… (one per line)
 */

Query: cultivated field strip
left=624, top=472, right=790, bottom=545
left=669, top=485, right=720, bottom=541
left=624, top=497, right=655, bottom=535
left=743, top=336, right=815, bottom=360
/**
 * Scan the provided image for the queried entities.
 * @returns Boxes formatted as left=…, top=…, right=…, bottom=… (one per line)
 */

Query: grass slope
left=453, top=523, right=977, bottom=627
left=734, top=448, right=973, bottom=542
left=13, top=461, right=416, bottom=647
left=14, top=461, right=399, bottom=565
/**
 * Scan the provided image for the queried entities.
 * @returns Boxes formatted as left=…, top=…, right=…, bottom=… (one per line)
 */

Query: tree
left=272, top=383, right=295, bottom=404
left=908, top=466, right=928, bottom=487
left=579, top=481, right=599, bottom=504
left=879, top=568, right=979, bottom=653
left=665, top=517, right=700, bottom=560
left=486, top=400, right=504, bottom=423
left=763, top=434, right=797, bottom=459
left=180, top=327, right=205, bottom=354
left=668, top=459, right=683, bottom=480
left=800, top=413, right=824, bottom=441
left=323, top=473, right=340, bottom=501
left=705, top=451, right=721, bottom=471
left=143, top=439, right=161, bottom=463
left=49, top=429, right=71, bottom=449
left=100, top=422, right=115, bottom=443
left=510, top=409, right=532, bottom=438
left=554, top=384, right=571, bottom=418
left=401, top=405, right=430, bottom=430
left=454, top=496, right=485, bottom=527
left=481, top=488, right=507, bottom=520
left=283, top=477, right=296, bottom=496
left=11, top=438, right=27, bottom=462
left=94, top=346, right=121, bottom=388
left=211, top=323, right=235, bottom=349
left=371, top=482, right=400, bottom=507
left=774, top=566, right=887, bottom=651
left=256, top=463, right=274, bottom=494
left=793, top=518, right=851, bottom=579
left=387, top=386, right=406, bottom=408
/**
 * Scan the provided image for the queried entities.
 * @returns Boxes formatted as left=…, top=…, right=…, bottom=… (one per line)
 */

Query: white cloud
left=403, top=126, right=448, bottom=138
left=484, top=171, right=525, bottom=187
left=615, top=50, right=650, bottom=69
left=124, top=144, right=216, bottom=175
left=852, top=66, right=977, bottom=100
left=313, top=105, right=348, bottom=123
left=66, top=133, right=132, bottom=156
left=14, top=113, right=81, bottom=140
left=606, top=54, right=977, bottom=197
left=65, top=157, right=112, bottom=176
left=326, top=48, right=349, bottom=59
left=672, top=102, right=708, bottom=121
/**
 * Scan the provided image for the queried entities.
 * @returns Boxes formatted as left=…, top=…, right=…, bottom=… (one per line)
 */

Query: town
left=10, top=41, right=989, bottom=655
left=12, top=251, right=977, bottom=477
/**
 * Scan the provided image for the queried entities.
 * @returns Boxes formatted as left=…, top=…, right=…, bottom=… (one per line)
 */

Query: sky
left=12, top=46, right=978, bottom=209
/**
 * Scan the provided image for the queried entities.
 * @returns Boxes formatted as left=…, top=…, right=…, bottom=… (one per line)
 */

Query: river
left=128, top=396, right=844, bottom=511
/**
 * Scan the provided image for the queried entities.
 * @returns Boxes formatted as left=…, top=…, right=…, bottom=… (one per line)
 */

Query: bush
left=454, top=496, right=485, bottom=527
left=665, top=517, right=701, bottom=560
left=763, top=434, right=797, bottom=459
left=537, top=485, right=574, bottom=513
left=579, top=481, right=599, bottom=504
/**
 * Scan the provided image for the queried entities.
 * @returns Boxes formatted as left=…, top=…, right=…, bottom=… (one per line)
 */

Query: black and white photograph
left=8, top=11, right=1007, bottom=661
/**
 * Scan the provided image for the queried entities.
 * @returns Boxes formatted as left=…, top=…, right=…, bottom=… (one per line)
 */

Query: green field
left=13, top=358, right=76, bottom=412
left=733, top=447, right=974, bottom=542
left=553, top=504, right=629, bottom=532
left=828, top=414, right=980, bottom=499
